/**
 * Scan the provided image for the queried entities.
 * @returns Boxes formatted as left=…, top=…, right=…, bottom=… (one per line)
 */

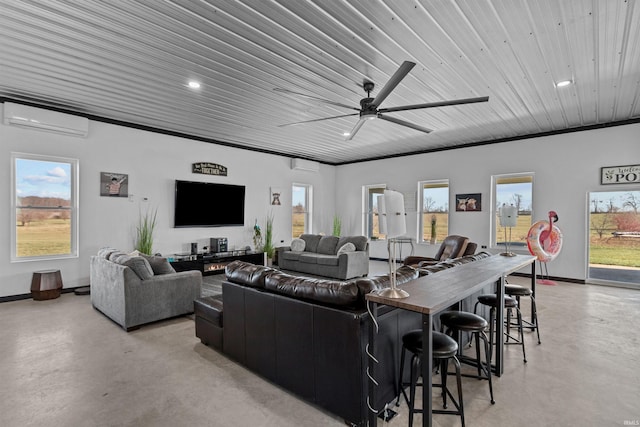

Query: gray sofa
left=90, top=248, right=202, bottom=331
left=276, top=234, right=369, bottom=279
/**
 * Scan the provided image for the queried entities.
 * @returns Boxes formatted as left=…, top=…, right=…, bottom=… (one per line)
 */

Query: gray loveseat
left=276, top=234, right=369, bottom=279
left=90, top=248, right=202, bottom=331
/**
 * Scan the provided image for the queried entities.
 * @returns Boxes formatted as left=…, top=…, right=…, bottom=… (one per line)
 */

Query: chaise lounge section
left=195, top=252, right=491, bottom=426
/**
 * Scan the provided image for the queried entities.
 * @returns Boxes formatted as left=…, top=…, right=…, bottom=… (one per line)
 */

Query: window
left=292, top=183, right=312, bottom=237
left=363, top=184, right=386, bottom=239
left=12, top=153, right=79, bottom=261
left=493, top=173, right=534, bottom=249
left=418, top=180, right=449, bottom=244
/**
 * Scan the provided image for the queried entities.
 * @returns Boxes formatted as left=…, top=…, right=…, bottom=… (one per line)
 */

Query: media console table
left=169, top=251, right=264, bottom=276
left=366, top=254, right=536, bottom=427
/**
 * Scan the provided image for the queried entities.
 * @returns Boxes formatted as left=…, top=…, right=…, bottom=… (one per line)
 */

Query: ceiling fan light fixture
left=555, top=79, right=572, bottom=88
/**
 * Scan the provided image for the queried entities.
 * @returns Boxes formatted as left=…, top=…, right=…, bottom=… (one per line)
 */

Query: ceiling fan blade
left=370, top=61, right=416, bottom=108
left=274, top=88, right=359, bottom=111
left=379, top=96, right=489, bottom=113
left=378, top=114, right=432, bottom=134
left=278, top=113, right=359, bottom=127
left=344, top=118, right=367, bottom=141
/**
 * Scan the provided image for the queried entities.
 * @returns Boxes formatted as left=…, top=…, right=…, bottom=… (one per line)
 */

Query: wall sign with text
left=192, top=162, right=227, bottom=176
left=601, top=165, right=640, bottom=185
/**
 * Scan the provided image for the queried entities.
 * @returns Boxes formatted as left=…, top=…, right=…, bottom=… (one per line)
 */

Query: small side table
left=31, top=269, right=63, bottom=300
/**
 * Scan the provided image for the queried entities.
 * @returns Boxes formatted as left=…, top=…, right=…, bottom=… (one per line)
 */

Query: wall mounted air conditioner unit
left=291, top=158, right=320, bottom=172
left=3, top=102, right=89, bottom=137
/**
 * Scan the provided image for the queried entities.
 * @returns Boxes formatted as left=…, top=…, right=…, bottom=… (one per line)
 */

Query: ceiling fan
left=275, top=61, right=489, bottom=141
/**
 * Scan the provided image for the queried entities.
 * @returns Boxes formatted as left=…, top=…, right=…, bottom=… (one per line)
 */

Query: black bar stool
left=439, top=311, right=495, bottom=404
left=396, top=329, right=465, bottom=427
left=474, top=294, right=527, bottom=364
left=505, top=283, right=541, bottom=344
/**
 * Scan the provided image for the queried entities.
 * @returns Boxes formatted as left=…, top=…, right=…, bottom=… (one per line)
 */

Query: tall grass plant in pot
left=135, top=207, right=157, bottom=255
left=263, top=212, right=275, bottom=264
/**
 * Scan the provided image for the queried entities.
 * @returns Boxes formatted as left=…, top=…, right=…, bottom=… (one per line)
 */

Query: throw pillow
left=141, top=254, right=176, bottom=275
left=337, top=242, right=356, bottom=254
left=121, top=256, right=154, bottom=280
left=97, top=247, right=118, bottom=259
left=290, top=238, right=306, bottom=252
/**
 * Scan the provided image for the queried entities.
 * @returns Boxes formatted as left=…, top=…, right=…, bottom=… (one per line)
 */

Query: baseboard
left=0, top=287, right=86, bottom=303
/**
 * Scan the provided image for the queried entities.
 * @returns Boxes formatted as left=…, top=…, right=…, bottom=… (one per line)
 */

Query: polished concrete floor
left=1, top=262, right=639, bottom=427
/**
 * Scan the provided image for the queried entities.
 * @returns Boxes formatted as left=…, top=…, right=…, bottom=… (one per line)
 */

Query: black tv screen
left=174, top=180, right=245, bottom=227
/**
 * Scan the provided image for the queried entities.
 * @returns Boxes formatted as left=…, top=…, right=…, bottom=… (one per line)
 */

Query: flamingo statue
left=527, top=210, right=563, bottom=285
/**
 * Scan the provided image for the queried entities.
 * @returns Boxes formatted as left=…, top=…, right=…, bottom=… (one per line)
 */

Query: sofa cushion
left=337, top=236, right=368, bottom=252
left=299, top=253, right=319, bottom=264
left=282, top=251, right=302, bottom=261
left=317, top=236, right=339, bottom=255
left=290, top=238, right=306, bottom=252
left=300, top=234, right=322, bottom=253
left=225, top=260, right=277, bottom=289
left=316, top=254, right=340, bottom=266
left=141, top=254, right=176, bottom=275
left=264, top=272, right=359, bottom=307
left=337, top=242, right=356, bottom=254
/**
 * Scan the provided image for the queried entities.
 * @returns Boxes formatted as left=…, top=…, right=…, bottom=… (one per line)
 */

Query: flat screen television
left=174, top=180, right=245, bottom=227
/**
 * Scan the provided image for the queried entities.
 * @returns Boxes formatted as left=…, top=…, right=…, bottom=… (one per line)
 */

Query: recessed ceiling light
left=343, top=132, right=350, bottom=137
left=555, top=80, right=572, bottom=88
left=187, top=81, right=201, bottom=89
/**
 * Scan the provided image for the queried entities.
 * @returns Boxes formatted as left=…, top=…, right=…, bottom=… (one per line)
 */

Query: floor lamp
left=378, top=190, right=409, bottom=299
left=499, top=204, right=518, bottom=257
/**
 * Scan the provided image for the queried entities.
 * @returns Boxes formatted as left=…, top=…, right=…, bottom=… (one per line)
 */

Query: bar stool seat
left=474, top=294, right=527, bottom=364
left=505, top=283, right=541, bottom=344
left=440, top=311, right=495, bottom=404
left=397, top=330, right=465, bottom=427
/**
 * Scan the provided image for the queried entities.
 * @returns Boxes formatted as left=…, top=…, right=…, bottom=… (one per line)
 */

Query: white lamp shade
left=377, top=194, right=387, bottom=234
left=383, top=190, right=406, bottom=238
left=499, top=205, right=518, bottom=227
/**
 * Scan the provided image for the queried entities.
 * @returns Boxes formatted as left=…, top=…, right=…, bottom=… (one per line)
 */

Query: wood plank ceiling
left=1, top=0, right=639, bottom=164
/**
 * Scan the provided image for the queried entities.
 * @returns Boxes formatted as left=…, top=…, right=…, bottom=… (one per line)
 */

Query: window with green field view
left=493, top=173, right=533, bottom=249
left=12, top=153, right=78, bottom=261
left=418, top=179, right=449, bottom=244
left=292, top=184, right=312, bottom=238
left=588, top=190, right=640, bottom=269
left=364, top=185, right=386, bottom=240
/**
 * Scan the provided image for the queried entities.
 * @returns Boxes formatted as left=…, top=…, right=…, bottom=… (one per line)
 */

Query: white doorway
left=587, top=190, right=640, bottom=288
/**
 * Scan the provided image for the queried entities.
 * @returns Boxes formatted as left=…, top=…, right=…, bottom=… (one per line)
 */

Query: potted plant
left=263, top=212, right=274, bottom=265
left=332, top=215, right=342, bottom=237
left=135, top=207, right=157, bottom=255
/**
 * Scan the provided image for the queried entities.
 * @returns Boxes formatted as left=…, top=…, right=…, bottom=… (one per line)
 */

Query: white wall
left=1, top=102, right=638, bottom=297
left=335, top=123, right=640, bottom=280
left=0, top=108, right=335, bottom=297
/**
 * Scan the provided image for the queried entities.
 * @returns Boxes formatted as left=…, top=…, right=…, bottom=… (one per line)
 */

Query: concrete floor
left=1, top=263, right=639, bottom=427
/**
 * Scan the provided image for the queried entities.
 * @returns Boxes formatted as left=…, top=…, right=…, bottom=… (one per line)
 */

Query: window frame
left=491, top=172, right=534, bottom=250
left=292, top=183, right=312, bottom=237
left=11, top=152, right=79, bottom=262
left=417, top=179, right=449, bottom=244
left=363, top=184, right=386, bottom=240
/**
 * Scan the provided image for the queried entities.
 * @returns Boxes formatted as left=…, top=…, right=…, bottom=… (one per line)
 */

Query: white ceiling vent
left=291, top=158, right=320, bottom=172
left=3, top=102, right=89, bottom=137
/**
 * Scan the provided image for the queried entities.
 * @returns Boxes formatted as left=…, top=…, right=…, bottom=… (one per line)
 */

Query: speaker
left=210, top=238, right=228, bottom=253
left=190, top=242, right=198, bottom=255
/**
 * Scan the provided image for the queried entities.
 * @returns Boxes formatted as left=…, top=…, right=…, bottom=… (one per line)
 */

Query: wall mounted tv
left=174, top=180, right=245, bottom=227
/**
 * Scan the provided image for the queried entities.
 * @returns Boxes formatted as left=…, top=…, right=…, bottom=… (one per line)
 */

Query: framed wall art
left=455, top=193, right=481, bottom=212
left=100, top=172, right=128, bottom=197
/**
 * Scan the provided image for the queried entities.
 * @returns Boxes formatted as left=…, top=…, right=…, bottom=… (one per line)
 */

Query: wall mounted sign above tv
left=192, top=162, right=227, bottom=176
left=174, top=180, right=245, bottom=227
